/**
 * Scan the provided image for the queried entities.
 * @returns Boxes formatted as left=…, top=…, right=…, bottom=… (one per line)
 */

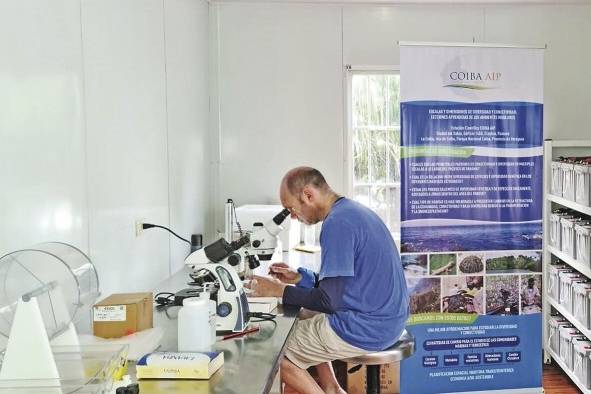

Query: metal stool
left=341, top=330, right=414, bottom=394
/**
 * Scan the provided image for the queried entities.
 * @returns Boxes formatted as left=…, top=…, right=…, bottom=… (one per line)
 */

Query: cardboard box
left=93, top=292, right=153, bottom=338
left=345, top=361, right=400, bottom=394
left=289, top=361, right=400, bottom=394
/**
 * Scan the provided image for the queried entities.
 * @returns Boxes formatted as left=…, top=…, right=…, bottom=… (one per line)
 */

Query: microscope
left=184, top=206, right=290, bottom=333
left=222, top=200, right=291, bottom=275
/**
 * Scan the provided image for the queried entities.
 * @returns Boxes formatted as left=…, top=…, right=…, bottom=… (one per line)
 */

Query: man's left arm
left=286, top=216, right=356, bottom=313
left=246, top=275, right=349, bottom=314
left=282, top=276, right=350, bottom=313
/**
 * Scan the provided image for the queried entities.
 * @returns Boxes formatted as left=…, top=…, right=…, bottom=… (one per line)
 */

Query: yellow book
left=136, top=351, right=224, bottom=379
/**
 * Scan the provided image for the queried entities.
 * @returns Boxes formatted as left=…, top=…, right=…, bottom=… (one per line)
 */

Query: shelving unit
left=543, top=139, right=591, bottom=393
left=547, top=194, right=591, bottom=217
left=548, top=296, right=591, bottom=340
left=547, top=245, right=591, bottom=279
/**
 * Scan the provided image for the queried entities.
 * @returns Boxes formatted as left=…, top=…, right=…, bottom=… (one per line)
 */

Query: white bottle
left=178, top=297, right=210, bottom=352
left=210, top=300, right=217, bottom=344
left=200, top=286, right=217, bottom=345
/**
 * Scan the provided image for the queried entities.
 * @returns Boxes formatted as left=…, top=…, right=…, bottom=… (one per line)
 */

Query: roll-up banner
left=400, top=43, right=544, bottom=394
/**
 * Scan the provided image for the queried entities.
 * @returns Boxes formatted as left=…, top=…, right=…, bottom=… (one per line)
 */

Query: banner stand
left=399, top=42, right=544, bottom=394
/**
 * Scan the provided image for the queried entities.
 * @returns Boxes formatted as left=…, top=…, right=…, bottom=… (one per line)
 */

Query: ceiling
left=212, top=0, right=591, bottom=4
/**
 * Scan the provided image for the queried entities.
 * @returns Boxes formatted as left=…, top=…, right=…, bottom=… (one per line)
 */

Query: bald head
left=281, top=167, right=330, bottom=197
left=279, top=167, right=339, bottom=224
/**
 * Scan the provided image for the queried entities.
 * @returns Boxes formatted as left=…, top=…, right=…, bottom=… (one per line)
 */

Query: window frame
left=344, top=65, right=401, bottom=232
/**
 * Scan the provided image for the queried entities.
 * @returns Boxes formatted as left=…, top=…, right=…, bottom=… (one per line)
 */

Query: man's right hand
left=268, top=263, right=302, bottom=285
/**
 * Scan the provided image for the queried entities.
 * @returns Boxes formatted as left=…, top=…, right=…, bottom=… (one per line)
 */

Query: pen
left=222, top=326, right=260, bottom=340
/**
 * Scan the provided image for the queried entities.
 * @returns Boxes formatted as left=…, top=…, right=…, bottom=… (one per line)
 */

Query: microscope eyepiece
left=273, top=208, right=291, bottom=225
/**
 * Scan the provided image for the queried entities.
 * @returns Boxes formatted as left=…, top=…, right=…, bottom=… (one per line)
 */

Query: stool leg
left=366, top=365, right=380, bottom=394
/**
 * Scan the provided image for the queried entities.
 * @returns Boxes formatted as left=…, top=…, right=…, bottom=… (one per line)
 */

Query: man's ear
left=302, top=186, right=314, bottom=203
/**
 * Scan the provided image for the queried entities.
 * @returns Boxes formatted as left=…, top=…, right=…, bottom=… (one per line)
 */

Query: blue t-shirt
left=319, top=197, right=409, bottom=351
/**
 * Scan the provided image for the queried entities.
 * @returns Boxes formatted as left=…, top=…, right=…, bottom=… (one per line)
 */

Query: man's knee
left=281, top=357, right=299, bottom=373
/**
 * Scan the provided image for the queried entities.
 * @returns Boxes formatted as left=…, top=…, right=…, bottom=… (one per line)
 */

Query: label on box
left=94, top=305, right=126, bottom=321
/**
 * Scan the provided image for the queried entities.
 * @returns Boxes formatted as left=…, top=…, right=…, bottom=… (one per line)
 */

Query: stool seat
left=341, top=330, right=414, bottom=365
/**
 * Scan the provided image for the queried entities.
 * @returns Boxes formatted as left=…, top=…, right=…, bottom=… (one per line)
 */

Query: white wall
left=212, top=3, right=344, bottom=229
left=343, top=5, right=485, bottom=66
left=83, top=0, right=170, bottom=296
left=0, top=0, right=209, bottom=297
left=165, top=0, right=211, bottom=272
left=483, top=5, right=591, bottom=140
left=212, top=3, right=591, bottom=230
left=0, top=0, right=88, bottom=255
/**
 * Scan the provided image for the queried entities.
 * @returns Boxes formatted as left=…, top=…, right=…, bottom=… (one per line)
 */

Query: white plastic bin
left=558, top=325, right=570, bottom=367
left=577, top=224, right=591, bottom=267
left=561, top=217, right=578, bottom=258
left=549, top=315, right=570, bottom=355
left=555, top=269, right=578, bottom=305
left=552, top=161, right=564, bottom=197
left=560, top=325, right=584, bottom=370
left=574, top=339, right=591, bottom=389
left=588, top=289, right=591, bottom=328
left=546, top=264, right=564, bottom=300
left=551, top=213, right=573, bottom=250
left=560, top=272, right=584, bottom=313
left=562, top=162, right=576, bottom=201
left=548, top=264, right=570, bottom=301
left=575, top=164, right=591, bottom=206
left=573, top=282, right=591, bottom=328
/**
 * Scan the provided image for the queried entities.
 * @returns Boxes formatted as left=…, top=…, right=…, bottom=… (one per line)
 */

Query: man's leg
left=280, top=357, right=324, bottom=394
left=315, top=362, right=347, bottom=394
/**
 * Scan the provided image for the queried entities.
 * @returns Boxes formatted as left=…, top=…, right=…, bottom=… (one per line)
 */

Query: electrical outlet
left=135, top=219, right=145, bottom=237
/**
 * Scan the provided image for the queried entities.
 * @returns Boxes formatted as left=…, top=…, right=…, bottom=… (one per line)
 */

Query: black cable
left=154, top=293, right=179, bottom=319
left=143, top=223, right=191, bottom=245
left=163, top=304, right=177, bottom=319
left=248, top=312, right=277, bottom=323
left=250, top=318, right=278, bottom=326
left=230, top=199, right=243, bottom=237
left=155, top=292, right=175, bottom=298
left=154, top=292, right=175, bottom=307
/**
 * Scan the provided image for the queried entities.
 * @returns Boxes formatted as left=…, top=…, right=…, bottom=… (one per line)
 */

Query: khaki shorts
left=284, top=313, right=368, bottom=370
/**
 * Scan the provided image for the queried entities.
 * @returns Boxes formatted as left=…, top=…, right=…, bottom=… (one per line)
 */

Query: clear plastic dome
left=0, top=242, right=99, bottom=339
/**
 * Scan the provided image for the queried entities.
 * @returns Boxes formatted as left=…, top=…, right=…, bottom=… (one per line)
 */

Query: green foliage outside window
left=351, top=73, right=401, bottom=231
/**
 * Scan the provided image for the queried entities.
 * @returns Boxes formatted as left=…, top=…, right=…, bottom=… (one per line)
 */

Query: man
left=522, top=277, right=541, bottom=314
left=246, top=167, right=409, bottom=394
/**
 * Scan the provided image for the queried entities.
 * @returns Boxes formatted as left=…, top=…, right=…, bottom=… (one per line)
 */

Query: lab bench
left=133, top=250, right=320, bottom=393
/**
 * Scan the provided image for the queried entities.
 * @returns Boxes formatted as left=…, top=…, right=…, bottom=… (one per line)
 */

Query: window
left=348, top=71, right=401, bottom=233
